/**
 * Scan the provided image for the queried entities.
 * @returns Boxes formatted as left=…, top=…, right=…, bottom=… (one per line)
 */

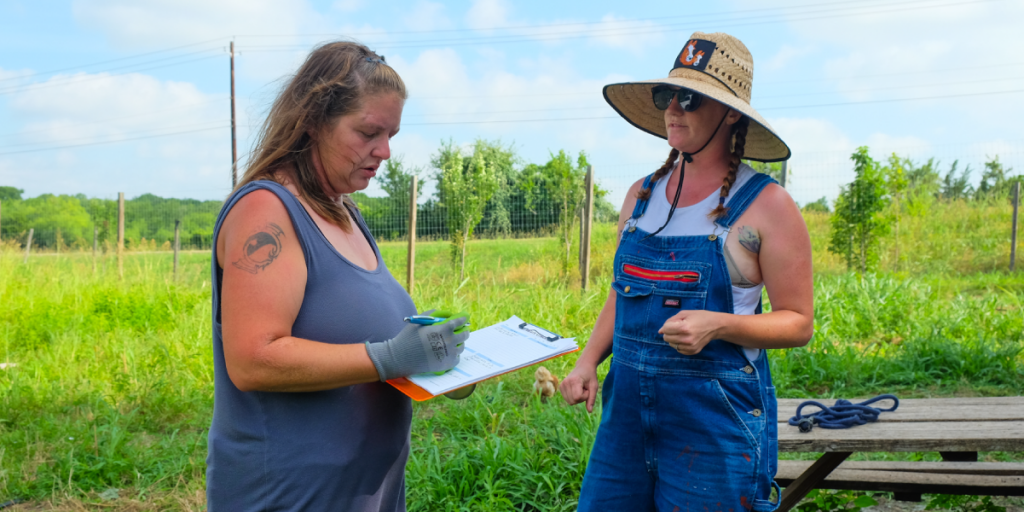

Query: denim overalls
left=578, top=172, right=781, bottom=512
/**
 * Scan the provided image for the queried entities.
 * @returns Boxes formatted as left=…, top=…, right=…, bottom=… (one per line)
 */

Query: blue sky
left=1, top=0, right=1022, bottom=207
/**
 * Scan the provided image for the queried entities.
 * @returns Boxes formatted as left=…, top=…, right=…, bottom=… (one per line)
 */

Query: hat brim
left=603, top=72, right=791, bottom=162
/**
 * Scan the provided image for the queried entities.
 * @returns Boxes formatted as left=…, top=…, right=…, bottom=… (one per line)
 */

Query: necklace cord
left=643, top=111, right=731, bottom=240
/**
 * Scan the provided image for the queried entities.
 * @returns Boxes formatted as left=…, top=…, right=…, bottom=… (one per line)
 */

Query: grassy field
left=1, top=200, right=1022, bottom=510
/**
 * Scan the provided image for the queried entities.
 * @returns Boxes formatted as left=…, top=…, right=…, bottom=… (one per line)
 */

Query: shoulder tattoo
left=232, top=223, right=285, bottom=274
left=738, top=225, right=761, bottom=254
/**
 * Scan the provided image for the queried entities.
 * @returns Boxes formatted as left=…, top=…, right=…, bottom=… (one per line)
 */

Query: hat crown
left=601, top=31, right=790, bottom=161
left=670, top=31, right=754, bottom=103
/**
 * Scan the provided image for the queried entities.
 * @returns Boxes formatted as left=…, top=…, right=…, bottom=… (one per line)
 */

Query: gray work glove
left=365, top=313, right=469, bottom=381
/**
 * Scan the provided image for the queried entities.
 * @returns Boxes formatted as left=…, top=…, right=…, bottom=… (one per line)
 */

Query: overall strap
left=630, top=173, right=657, bottom=219
left=714, top=172, right=779, bottom=229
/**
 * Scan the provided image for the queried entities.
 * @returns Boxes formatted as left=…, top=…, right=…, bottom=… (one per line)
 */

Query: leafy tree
left=904, top=158, right=940, bottom=218
left=884, top=154, right=909, bottom=270
left=828, top=147, right=889, bottom=273
left=519, top=150, right=592, bottom=276
left=474, top=141, right=517, bottom=238
left=975, top=155, right=1018, bottom=202
left=433, top=139, right=501, bottom=280
left=939, top=160, right=973, bottom=201
left=905, top=158, right=941, bottom=195
left=0, top=186, right=24, bottom=202
left=592, top=186, right=618, bottom=223
left=744, top=160, right=784, bottom=182
left=1, top=194, right=93, bottom=248
left=377, top=156, right=418, bottom=238
left=802, top=196, right=830, bottom=214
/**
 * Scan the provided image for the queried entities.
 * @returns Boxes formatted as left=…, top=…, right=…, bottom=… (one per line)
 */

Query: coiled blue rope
left=788, top=394, right=899, bottom=433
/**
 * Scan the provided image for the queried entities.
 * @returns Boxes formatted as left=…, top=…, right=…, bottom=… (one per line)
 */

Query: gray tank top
left=206, top=180, right=417, bottom=512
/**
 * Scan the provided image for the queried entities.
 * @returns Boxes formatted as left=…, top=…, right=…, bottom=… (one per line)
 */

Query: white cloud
left=763, top=44, right=813, bottom=73
left=10, top=72, right=222, bottom=144
left=1, top=71, right=232, bottom=199
left=585, top=14, right=664, bottom=54
left=0, top=67, right=34, bottom=84
left=332, top=0, right=364, bottom=12
left=865, top=133, right=932, bottom=157
left=466, top=0, right=509, bottom=31
left=402, top=0, right=453, bottom=32
left=768, top=117, right=855, bottom=204
left=72, top=0, right=318, bottom=47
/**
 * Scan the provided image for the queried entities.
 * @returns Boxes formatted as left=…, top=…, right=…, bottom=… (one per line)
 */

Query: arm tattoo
left=232, top=223, right=285, bottom=274
left=738, top=225, right=761, bottom=254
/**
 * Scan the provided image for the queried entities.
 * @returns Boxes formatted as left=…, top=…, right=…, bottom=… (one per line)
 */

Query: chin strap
left=643, top=111, right=731, bottom=239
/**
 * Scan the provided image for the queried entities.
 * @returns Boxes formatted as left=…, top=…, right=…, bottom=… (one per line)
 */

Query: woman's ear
left=724, top=109, right=743, bottom=126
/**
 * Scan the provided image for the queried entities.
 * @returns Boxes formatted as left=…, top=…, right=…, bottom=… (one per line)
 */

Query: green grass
left=1, top=199, right=1022, bottom=510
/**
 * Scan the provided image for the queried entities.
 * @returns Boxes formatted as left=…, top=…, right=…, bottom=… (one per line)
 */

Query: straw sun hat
left=603, top=32, right=791, bottom=162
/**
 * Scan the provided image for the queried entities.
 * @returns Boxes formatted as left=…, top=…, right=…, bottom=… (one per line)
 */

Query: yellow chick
left=534, top=366, right=559, bottom=403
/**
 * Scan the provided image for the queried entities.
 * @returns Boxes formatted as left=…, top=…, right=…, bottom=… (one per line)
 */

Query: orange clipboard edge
left=387, top=346, right=580, bottom=402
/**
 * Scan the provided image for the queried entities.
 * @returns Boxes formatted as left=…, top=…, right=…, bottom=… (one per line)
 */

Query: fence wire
left=1, top=146, right=1021, bottom=256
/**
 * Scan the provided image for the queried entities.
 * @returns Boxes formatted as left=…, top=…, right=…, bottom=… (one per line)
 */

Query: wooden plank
left=779, top=397, right=1024, bottom=407
left=778, top=460, right=1024, bottom=477
left=780, top=420, right=1024, bottom=452
left=777, top=463, right=1024, bottom=496
left=778, top=452, right=852, bottom=512
left=778, top=398, right=1024, bottom=423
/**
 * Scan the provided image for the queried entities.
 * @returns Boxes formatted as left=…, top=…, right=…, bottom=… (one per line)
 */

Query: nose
left=372, top=137, right=391, bottom=161
left=666, top=94, right=685, bottom=114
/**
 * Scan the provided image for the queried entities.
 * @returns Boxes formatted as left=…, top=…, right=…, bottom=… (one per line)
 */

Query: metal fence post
left=118, top=192, right=125, bottom=280
left=1011, top=181, right=1020, bottom=271
left=173, top=219, right=181, bottom=278
left=23, top=228, right=33, bottom=264
left=93, top=226, right=98, bottom=274
left=407, top=176, right=417, bottom=294
left=581, top=166, right=594, bottom=291
left=780, top=161, right=788, bottom=189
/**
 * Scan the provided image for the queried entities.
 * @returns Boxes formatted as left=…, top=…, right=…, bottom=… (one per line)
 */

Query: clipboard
left=387, top=317, right=579, bottom=401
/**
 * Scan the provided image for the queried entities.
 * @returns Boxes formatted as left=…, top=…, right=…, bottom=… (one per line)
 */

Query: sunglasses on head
left=652, top=85, right=704, bottom=112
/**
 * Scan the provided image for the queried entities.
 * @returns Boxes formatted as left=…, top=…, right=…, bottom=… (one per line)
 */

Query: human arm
left=218, top=190, right=466, bottom=392
left=560, top=178, right=643, bottom=412
left=659, top=184, right=814, bottom=354
left=218, top=190, right=382, bottom=392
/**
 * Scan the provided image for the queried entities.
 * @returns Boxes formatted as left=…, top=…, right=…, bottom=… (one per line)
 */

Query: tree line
left=827, top=148, right=1021, bottom=273
left=0, top=139, right=617, bottom=255
left=0, top=187, right=221, bottom=250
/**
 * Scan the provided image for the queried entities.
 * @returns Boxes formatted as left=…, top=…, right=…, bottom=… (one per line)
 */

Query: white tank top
left=635, top=163, right=763, bottom=361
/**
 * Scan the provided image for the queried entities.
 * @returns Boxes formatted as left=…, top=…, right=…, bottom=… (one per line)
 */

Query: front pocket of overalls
left=612, top=280, right=654, bottom=341
left=709, top=378, right=765, bottom=451
left=619, top=256, right=711, bottom=336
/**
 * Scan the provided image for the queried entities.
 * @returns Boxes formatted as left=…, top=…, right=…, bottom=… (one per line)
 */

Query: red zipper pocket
left=622, top=264, right=699, bottom=283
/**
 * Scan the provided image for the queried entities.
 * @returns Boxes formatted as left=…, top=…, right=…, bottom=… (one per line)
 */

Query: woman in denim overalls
left=561, top=32, right=814, bottom=511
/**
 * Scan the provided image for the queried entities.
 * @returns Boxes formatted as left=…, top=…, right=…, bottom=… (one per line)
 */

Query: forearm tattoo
left=738, top=225, right=761, bottom=253
left=232, top=223, right=285, bottom=274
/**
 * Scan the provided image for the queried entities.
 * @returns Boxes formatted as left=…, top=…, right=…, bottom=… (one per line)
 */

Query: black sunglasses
left=652, top=85, right=704, bottom=112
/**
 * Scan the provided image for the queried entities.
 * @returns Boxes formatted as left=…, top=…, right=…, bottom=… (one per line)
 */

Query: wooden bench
left=775, top=397, right=1024, bottom=510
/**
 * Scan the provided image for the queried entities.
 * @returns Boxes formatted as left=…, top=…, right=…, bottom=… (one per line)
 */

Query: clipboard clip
left=518, top=322, right=561, bottom=342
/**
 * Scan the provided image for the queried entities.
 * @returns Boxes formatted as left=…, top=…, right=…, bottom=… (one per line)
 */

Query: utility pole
left=230, top=40, right=238, bottom=189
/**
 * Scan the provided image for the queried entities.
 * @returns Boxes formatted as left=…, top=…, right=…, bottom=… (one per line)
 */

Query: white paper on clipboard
left=404, top=315, right=577, bottom=396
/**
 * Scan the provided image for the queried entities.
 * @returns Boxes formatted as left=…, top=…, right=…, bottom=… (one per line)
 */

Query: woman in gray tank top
left=207, top=42, right=468, bottom=512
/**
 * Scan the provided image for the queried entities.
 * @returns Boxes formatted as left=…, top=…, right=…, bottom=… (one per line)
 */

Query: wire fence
left=1, top=145, right=1021, bottom=257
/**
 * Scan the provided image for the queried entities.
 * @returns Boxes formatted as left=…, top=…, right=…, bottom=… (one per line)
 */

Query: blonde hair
left=236, top=41, right=406, bottom=232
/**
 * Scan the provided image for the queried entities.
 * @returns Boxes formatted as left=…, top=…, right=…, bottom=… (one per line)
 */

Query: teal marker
left=403, top=312, right=470, bottom=375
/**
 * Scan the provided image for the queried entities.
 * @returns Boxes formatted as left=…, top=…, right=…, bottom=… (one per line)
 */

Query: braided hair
left=708, top=116, right=749, bottom=219
left=636, top=148, right=680, bottom=201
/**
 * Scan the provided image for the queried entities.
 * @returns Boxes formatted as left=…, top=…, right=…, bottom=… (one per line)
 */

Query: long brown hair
left=236, top=41, right=406, bottom=232
left=636, top=116, right=750, bottom=219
